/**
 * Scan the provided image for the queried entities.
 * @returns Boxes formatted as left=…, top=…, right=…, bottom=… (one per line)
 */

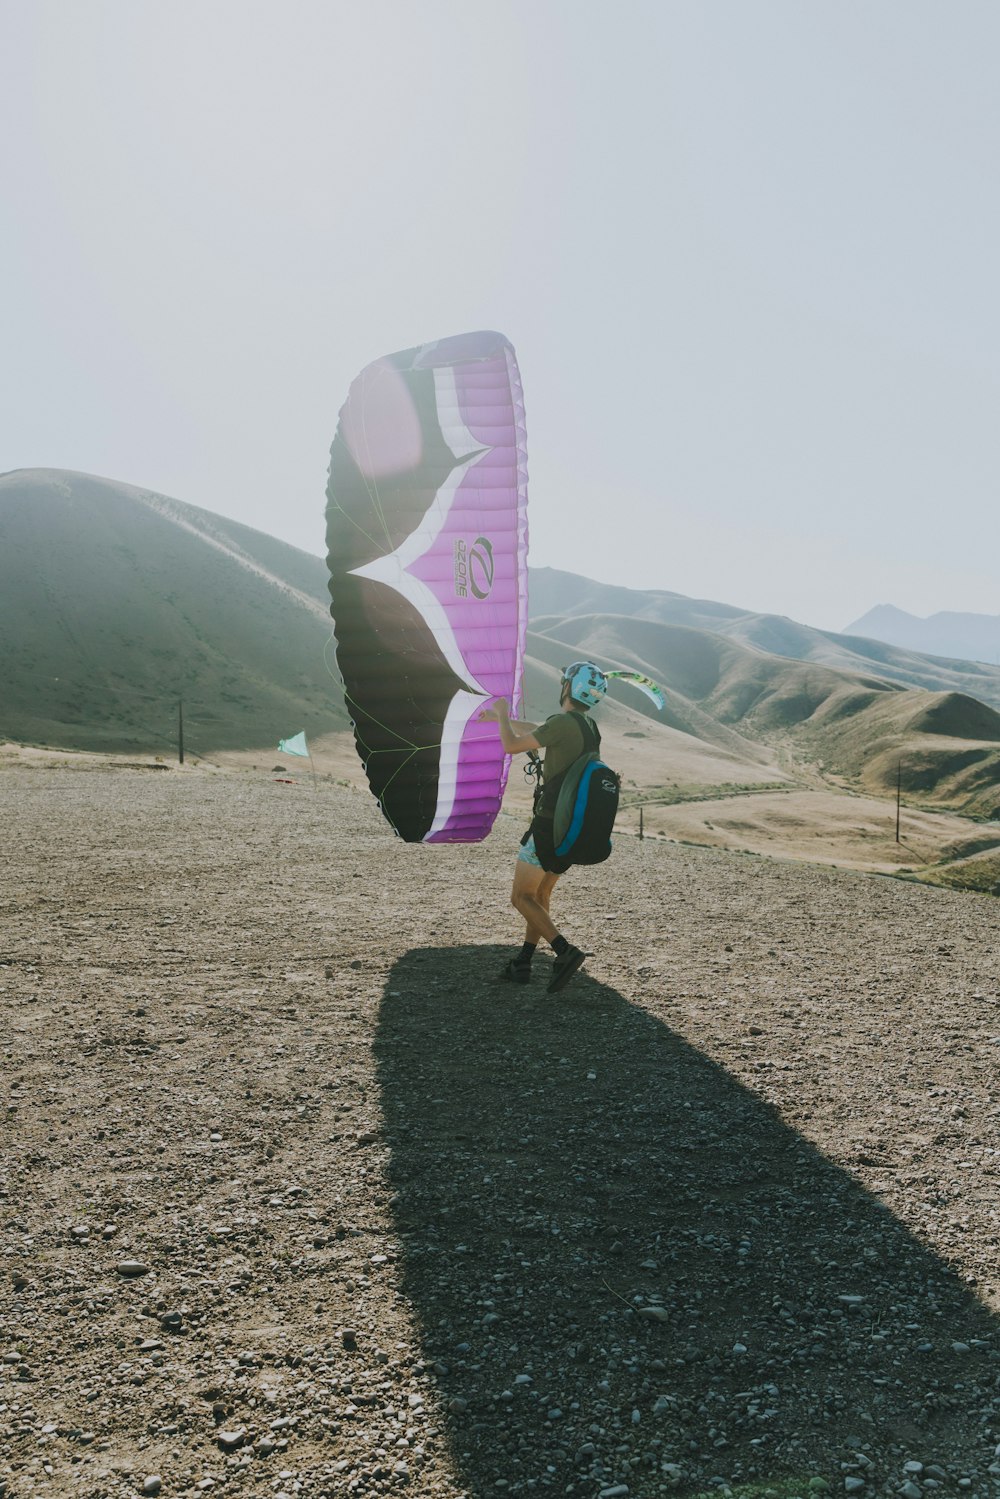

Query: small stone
left=117, top=1260, right=150, bottom=1278
left=256, top=1438, right=276, bottom=1456
left=844, top=1481, right=865, bottom=1495
left=636, top=1306, right=669, bottom=1323
left=903, top=1463, right=924, bottom=1476
left=951, top=1340, right=970, bottom=1354
left=448, top=1397, right=468, bottom=1415
left=341, top=1329, right=357, bottom=1351
left=142, top=1479, right=162, bottom=1497
left=900, top=1483, right=921, bottom=1499
left=217, top=1428, right=245, bottom=1451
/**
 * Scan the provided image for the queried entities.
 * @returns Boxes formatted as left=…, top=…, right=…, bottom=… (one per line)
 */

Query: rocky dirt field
left=2, top=763, right=1000, bottom=1499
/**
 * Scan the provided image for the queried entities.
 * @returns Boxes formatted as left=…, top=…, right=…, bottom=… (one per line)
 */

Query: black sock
left=518, top=942, right=537, bottom=965
left=551, top=935, right=569, bottom=957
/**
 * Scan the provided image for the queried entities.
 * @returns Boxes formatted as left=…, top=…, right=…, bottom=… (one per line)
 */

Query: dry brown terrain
left=628, top=791, right=999, bottom=877
left=3, top=758, right=1000, bottom=1499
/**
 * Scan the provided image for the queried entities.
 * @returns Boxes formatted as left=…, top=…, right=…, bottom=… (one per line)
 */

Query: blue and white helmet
left=562, top=660, right=608, bottom=708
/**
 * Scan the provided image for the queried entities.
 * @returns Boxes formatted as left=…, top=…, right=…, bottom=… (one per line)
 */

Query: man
left=479, top=661, right=608, bottom=994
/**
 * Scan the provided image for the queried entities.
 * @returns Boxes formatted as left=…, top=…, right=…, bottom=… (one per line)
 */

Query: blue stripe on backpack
left=552, top=730, right=620, bottom=866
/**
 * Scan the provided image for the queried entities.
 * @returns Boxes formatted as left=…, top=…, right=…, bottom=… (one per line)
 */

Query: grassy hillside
left=0, top=469, right=346, bottom=754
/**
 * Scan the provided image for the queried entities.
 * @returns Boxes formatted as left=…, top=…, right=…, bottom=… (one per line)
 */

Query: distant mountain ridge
left=844, top=603, right=1000, bottom=667
left=532, top=568, right=1000, bottom=713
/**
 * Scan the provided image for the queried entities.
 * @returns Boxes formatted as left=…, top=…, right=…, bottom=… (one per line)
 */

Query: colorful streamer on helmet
left=605, top=670, right=666, bottom=710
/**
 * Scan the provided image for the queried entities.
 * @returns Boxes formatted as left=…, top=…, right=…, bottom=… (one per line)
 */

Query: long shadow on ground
left=374, top=948, right=1000, bottom=1497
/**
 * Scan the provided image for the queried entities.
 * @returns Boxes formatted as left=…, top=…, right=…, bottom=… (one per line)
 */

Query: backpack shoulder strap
left=578, top=714, right=600, bottom=754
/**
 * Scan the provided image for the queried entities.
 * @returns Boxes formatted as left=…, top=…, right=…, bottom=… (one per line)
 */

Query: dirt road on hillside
left=2, top=767, right=1000, bottom=1499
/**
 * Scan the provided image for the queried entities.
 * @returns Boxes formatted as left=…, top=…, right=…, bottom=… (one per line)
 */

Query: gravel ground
left=2, top=766, right=1000, bottom=1499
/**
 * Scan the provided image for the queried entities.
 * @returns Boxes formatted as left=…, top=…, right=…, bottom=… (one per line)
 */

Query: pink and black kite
left=325, top=330, right=529, bottom=843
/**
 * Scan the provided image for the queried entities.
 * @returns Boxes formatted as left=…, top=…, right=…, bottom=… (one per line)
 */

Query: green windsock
left=278, top=731, right=309, bottom=757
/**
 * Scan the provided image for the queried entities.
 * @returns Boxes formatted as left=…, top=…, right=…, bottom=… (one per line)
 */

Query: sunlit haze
left=3, top=0, right=999, bottom=631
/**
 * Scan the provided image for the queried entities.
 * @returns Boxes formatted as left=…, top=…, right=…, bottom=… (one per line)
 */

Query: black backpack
left=533, top=715, right=620, bottom=868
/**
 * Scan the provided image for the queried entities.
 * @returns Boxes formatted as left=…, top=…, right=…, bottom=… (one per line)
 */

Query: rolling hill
left=530, top=610, right=1000, bottom=820
left=532, top=567, right=1000, bottom=712
left=0, top=468, right=347, bottom=754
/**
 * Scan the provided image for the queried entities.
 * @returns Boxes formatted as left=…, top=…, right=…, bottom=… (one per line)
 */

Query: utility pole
left=895, top=759, right=901, bottom=843
left=639, top=805, right=644, bottom=841
left=178, top=700, right=185, bottom=766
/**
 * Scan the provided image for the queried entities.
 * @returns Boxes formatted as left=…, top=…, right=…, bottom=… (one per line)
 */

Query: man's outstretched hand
left=478, top=698, right=509, bottom=725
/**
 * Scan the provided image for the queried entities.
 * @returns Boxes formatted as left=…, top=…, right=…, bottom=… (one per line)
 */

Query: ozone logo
left=453, top=536, right=496, bottom=599
left=469, top=536, right=495, bottom=600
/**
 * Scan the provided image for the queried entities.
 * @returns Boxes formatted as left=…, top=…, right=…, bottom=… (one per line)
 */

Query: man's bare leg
left=511, top=863, right=560, bottom=946
left=507, top=860, right=585, bottom=992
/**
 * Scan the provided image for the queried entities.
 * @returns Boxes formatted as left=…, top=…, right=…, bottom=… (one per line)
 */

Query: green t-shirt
left=533, top=711, right=596, bottom=815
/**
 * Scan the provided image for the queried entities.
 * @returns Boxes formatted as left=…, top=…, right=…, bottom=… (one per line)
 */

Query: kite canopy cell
left=325, top=330, right=529, bottom=843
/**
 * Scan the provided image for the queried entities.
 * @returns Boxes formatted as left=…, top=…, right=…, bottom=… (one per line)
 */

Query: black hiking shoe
left=500, top=957, right=533, bottom=985
left=547, top=945, right=589, bottom=994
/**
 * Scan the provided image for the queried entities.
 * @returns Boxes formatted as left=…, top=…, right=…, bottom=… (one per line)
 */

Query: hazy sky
left=3, top=0, right=998, bottom=631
